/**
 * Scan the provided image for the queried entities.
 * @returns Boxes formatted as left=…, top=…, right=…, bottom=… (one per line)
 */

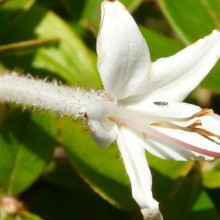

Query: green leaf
left=140, top=26, right=184, bottom=61
left=0, top=4, right=101, bottom=88
left=160, top=172, right=219, bottom=220
left=203, top=170, right=220, bottom=189
left=33, top=5, right=100, bottom=87
left=147, top=153, right=194, bottom=200
left=189, top=190, right=219, bottom=220
left=22, top=177, right=133, bottom=220
left=0, top=0, right=35, bottom=36
left=0, top=111, right=56, bottom=195
left=43, top=160, right=92, bottom=193
left=159, top=0, right=220, bottom=94
left=0, top=211, right=44, bottom=220
left=121, top=0, right=143, bottom=11
left=202, top=160, right=220, bottom=189
left=159, top=0, right=218, bottom=44
left=80, top=0, right=143, bottom=30
left=58, top=118, right=137, bottom=210
left=21, top=212, right=44, bottom=220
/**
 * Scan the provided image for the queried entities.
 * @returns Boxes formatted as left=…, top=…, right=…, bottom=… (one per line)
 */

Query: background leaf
left=140, top=26, right=183, bottom=60
left=0, top=111, right=56, bottom=195
left=160, top=171, right=219, bottom=220
left=21, top=212, right=44, bottom=220
left=0, top=4, right=100, bottom=87
left=159, top=0, right=220, bottom=94
left=21, top=161, right=134, bottom=220
left=0, top=0, right=35, bottom=36
left=148, top=154, right=194, bottom=200
left=202, top=160, right=220, bottom=188
left=79, top=0, right=143, bottom=30
left=58, top=118, right=137, bottom=210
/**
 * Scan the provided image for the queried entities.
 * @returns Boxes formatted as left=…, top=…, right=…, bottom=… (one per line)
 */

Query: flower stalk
left=0, top=72, right=106, bottom=119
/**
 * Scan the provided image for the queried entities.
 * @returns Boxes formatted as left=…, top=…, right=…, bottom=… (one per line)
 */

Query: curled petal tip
left=141, top=207, right=163, bottom=220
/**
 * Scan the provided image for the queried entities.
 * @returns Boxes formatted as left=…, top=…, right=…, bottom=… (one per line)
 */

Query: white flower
left=83, top=0, right=220, bottom=219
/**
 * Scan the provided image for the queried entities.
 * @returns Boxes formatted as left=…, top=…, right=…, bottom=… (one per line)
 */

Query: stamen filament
left=110, top=109, right=220, bottom=158
left=127, top=108, right=214, bottom=124
left=151, top=120, right=220, bottom=145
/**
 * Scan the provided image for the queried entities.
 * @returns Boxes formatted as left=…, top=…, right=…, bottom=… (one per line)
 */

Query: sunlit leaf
left=203, top=170, right=220, bottom=189
left=0, top=111, right=56, bottom=195
left=0, top=4, right=100, bottom=88
left=159, top=0, right=218, bottom=44
left=202, top=160, right=220, bottom=189
left=159, top=0, right=220, bottom=94
left=80, top=0, right=143, bottom=30
left=140, top=26, right=183, bottom=61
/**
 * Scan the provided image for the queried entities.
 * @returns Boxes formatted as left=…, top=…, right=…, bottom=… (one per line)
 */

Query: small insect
left=154, top=101, right=168, bottom=107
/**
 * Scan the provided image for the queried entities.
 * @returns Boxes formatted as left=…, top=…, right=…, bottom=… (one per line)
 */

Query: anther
left=194, top=108, right=214, bottom=118
left=187, top=120, right=202, bottom=128
left=151, top=122, right=161, bottom=126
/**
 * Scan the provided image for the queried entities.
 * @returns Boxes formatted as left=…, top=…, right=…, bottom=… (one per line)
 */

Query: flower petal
left=88, top=119, right=118, bottom=148
left=132, top=29, right=220, bottom=102
left=123, top=99, right=201, bottom=119
left=117, top=126, right=162, bottom=220
left=83, top=100, right=118, bottom=148
left=97, top=0, right=151, bottom=99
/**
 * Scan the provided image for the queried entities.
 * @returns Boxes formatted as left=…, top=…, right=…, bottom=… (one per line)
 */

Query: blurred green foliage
left=0, top=0, right=220, bottom=219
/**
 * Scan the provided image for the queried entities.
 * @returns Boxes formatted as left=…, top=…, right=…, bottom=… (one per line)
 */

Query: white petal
left=83, top=100, right=118, bottom=148
left=133, top=30, right=220, bottom=102
left=97, top=0, right=151, bottom=99
left=88, top=119, right=118, bottom=148
left=123, top=99, right=201, bottom=119
left=144, top=135, right=213, bottom=161
left=201, top=113, right=220, bottom=135
left=117, top=126, right=162, bottom=220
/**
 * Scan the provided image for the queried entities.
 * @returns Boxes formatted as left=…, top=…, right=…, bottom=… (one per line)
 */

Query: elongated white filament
left=110, top=108, right=220, bottom=158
